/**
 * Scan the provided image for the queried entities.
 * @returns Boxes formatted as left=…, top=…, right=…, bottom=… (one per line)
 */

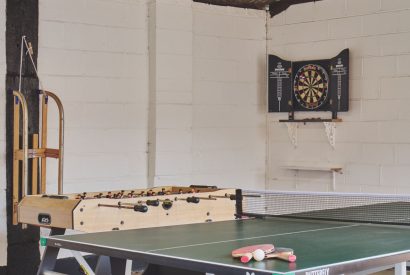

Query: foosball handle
left=134, top=205, right=148, bottom=213
left=186, top=196, right=200, bottom=204
left=146, top=200, right=160, bottom=207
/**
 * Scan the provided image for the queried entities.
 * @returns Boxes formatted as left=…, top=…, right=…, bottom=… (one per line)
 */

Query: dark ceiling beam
left=269, top=0, right=322, bottom=17
left=193, top=0, right=271, bottom=10
left=193, top=0, right=321, bottom=17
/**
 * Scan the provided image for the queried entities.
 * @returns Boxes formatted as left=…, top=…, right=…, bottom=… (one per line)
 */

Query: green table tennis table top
left=46, top=217, right=410, bottom=274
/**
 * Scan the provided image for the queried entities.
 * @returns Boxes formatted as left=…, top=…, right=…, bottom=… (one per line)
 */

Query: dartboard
left=293, top=64, right=329, bottom=110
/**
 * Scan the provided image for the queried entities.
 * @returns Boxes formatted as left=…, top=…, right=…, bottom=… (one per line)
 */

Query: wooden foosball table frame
left=18, top=186, right=238, bottom=232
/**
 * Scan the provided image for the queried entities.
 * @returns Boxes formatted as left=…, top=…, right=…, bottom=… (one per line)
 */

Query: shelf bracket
left=324, top=122, right=336, bottom=149
left=281, top=118, right=341, bottom=149
left=285, top=122, right=298, bottom=148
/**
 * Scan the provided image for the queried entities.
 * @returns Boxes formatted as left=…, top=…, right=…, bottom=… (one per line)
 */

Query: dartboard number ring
left=293, top=64, right=329, bottom=110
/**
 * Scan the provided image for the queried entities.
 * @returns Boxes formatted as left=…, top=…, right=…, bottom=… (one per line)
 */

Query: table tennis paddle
left=231, top=244, right=275, bottom=263
left=265, top=247, right=296, bottom=262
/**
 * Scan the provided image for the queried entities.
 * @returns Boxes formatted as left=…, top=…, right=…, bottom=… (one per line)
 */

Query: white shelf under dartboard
left=280, top=163, right=343, bottom=191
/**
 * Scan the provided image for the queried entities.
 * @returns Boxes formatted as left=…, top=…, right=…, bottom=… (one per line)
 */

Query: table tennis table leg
left=95, top=255, right=110, bottom=275
left=394, top=262, right=406, bottom=275
left=71, top=251, right=95, bottom=275
left=109, top=257, right=127, bottom=274
left=37, top=228, right=66, bottom=275
left=125, top=259, right=132, bottom=274
left=37, top=245, right=60, bottom=275
left=95, top=256, right=131, bottom=275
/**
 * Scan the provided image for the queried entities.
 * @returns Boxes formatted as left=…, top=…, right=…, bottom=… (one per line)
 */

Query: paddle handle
left=265, top=252, right=296, bottom=262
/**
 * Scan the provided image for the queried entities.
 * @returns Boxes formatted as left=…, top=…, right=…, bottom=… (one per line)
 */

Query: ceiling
left=193, top=0, right=321, bottom=16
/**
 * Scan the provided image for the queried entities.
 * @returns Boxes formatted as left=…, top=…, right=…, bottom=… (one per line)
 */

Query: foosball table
left=18, top=185, right=238, bottom=232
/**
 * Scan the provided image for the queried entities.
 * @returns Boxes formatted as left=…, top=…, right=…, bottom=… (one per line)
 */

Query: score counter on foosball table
left=17, top=186, right=238, bottom=232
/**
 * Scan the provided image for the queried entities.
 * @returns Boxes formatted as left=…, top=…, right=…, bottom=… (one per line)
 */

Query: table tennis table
left=38, top=217, right=410, bottom=275
left=37, top=190, right=410, bottom=275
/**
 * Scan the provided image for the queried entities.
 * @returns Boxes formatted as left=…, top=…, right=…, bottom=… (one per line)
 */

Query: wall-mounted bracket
left=280, top=118, right=342, bottom=149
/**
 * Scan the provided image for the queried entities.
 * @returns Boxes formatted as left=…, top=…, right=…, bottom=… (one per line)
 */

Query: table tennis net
left=239, top=190, right=410, bottom=225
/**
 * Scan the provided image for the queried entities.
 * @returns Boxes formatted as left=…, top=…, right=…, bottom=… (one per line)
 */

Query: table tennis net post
left=237, top=190, right=410, bottom=226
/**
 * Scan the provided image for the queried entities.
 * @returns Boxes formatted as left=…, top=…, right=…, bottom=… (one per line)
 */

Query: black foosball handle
left=186, top=196, right=200, bottom=204
left=134, top=204, right=148, bottom=213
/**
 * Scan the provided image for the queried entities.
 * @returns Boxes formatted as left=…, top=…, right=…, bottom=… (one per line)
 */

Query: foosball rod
left=98, top=203, right=148, bottom=212
left=210, top=193, right=262, bottom=200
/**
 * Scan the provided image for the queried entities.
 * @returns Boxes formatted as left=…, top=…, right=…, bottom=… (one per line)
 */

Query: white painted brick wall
left=156, top=105, right=192, bottom=129
left=156, top=0, right=192, bottom=31
left=156, top=129, right=192, bottom=152
left=0, top=0, right=7, bottom=265
left=285, top=40, right=345, bottom=61
left=153, top=0, right=194, bottom=182
left=395, top=144, right=410, bottom=164
left=153, top=3, right=193, bottom=178
left=37, top=0, right=266, bottom=196
left=363, top=56, right=396, bottom=78
left=157, top=29, right=192, bottom=55
left=194, top=10, right=235, bottom=38
left=381, top=33, right=410, bottom=56
left=153, top=2, right=266, bottom=188
left=267, top=0, right=410, bottom=194
left=314, top=0, right=346, bottom=21
left=346, top=36, right=381, bottom=58
left=350, top=79, right=379, bottom=100
left=346, top=0, right=381, bottom=16
left=361, top=99, right=398, bottom=121
left=362, top=13, right=398, bottom=36
left=192, top=3, right=266, bottom=190
left=381, top=0, right=410, bottom=11
left=398, top=10, right=410, bottom=33
left=157, top=54, right=192, bottom=79
left=38, top=0, right=150, bottom=192
left=329, top=17, right=362, bottom=39
left=194, top=82, right=260, bottom=105
left=285, top=2, right=315, bottom=24
left=397, top=54, right=410, bottom=75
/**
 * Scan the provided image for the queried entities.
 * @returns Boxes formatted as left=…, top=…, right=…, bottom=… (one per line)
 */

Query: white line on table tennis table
left=148, top=224, right=359, bottom=253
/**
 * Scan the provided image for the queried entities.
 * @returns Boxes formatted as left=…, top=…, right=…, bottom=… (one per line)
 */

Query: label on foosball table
left=38, top=213, right=51, bottom=225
